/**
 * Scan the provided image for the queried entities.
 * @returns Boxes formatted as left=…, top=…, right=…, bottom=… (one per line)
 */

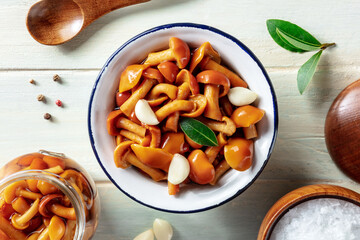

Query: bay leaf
left=180, top=118, right=218, bottom=147
left=267, top=19, right=321, bottom=52
left=276, top=28, right=321, bottom=51
left=297, top=50, right=323, bottom=94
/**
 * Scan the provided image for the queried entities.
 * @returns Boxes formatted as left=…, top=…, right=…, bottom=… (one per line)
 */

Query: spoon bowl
left=27, top=0, right=84, bottom=45
left=26, top=0, right=150, bottom=45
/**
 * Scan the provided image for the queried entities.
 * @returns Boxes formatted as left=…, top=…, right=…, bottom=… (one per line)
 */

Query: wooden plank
left=260, top=66, right=360, bottom=180
left=93, top=180, right=360, bottom=239
left=0, top=67, right=359, bottom=182
left=0, top=0, right=359, bottom=69
left=0, top=70, right=107, bottom=180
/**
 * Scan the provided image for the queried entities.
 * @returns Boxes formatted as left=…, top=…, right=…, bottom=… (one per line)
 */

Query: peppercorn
left=55, top=100, right=62, bottom=107
left=53, top=74, right=61, bottom=82
left=43, top=113, right=51, bottom=120
left=37, top=94, right=45, bottom=102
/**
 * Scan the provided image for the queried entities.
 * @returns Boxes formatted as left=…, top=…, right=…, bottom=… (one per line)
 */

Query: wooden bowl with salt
left=257, top=184, right=360, bottom=240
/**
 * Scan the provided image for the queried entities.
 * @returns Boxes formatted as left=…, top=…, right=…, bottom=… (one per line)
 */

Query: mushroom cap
left=175, top=69, right=199, bottom=95
left=119, top=64, right=148, bottom=93
left=131, top=144, right=173, bottom=172
left=220, top=116, right=236, bottom=136
left=231, top=105, right=265, bottom=128
left=142, top=68, right=164, bottom=83
left=188, top=150, right=215, bottom=184
left=11, top=214, right=30, bottom=230
left=157, top=61, right=179, bottom=83
left=169, top=37, right=190, bottom=69
left=48, top=215, right=66, bottom=240
left=113, top=141, right=133, bottom=169
left=189, top=42, right=221, bottom=73
left=39, top=194, right=63, bottom=217
left=181, top=94, right=207, bottom=118
left=107, top=109, right=123, bottom=136
left=3, top=181, right=27, bottom=204
left=224, top=138, right=253, bottom=171
left=196, top=70, right=231, bottom=97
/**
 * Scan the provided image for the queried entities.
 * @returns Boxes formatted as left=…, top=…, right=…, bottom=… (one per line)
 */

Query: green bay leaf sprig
left=266, top=19, right=335, bottom=94
left=179, top=117, right=218, bottom=147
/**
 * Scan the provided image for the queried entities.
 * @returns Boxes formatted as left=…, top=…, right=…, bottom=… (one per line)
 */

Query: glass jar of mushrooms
left=0, top=150, right=99, bottom=240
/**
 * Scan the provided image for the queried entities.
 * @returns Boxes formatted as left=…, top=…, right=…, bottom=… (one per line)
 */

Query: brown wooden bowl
left=257, top=184, right=360, bottom=240
left=325, top=79, right=360, bottom=183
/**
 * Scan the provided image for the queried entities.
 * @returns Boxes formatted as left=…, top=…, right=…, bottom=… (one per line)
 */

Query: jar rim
left=0, top=169, right=86, bottom=240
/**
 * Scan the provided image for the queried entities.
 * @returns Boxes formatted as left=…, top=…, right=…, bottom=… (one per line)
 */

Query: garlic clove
left=227, top=87, right=257, bottom=106
left=168, top=154, right=190, bottom=185
left=153, top=218, right=173, bottom=240
left=133, top=229, right=154, bottom=240
left=135, top=99, right=160, bottom=125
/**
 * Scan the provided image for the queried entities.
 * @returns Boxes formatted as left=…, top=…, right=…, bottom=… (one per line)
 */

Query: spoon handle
left=75, top=0, right=151, bottom=27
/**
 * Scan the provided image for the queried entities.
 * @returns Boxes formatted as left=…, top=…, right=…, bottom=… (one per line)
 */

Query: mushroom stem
left=43, top=165, right=64, bottom=175
left=0, top=216, right=26, bottom=240
left=63, top=220, right=76, bottom=240
left=164, top=82, right=191, bottom=132
left=49, top=204, right=76, bottom=220
left=17, top=189, right=43, bottom=200
left=144, top=37, right=190, bottom=69
left=220, top=96, right=233, bottom=116
left=201, top=58, right=247, bottom=88
left=27, top=232, right=41, bottom=240
left=199, top=116, right=236, bottom=136
left=155, top=100, right=195, bottom=122
left=39, top=194, right=63, bottom=218
left=13, top=198, right=39, bottom=226
left=119, top=130, right=151, bottom=146
left=125, top=152, right=166, bottom=182
left=120, top=79, right=157, bottom=117
left=145, top=49, right=174, bottom=66
left=210, top=160, right=231, bottom=185
left=205, top=133, right=228, bottom=163
left=48, top=215, right=66, bottom=240
left=113, top=141, right=133, bottom=169
left=148, top=83, right=178, bottom=100
left=243, top=124, right=258, bottom=139
left=203, top=85, right=222, bottom=121
left=164, top=112, right=179, bottom=132
left=144, top=125, right=161, bottom=148
left=116, top=117, right=146, bottom=137
left=37, top=227, right=49, bottom=240
left=11, top=197, right=30, bottom=214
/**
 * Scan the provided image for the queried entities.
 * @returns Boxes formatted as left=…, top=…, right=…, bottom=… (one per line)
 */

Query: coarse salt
left=270, top=198, right=360, bottom=240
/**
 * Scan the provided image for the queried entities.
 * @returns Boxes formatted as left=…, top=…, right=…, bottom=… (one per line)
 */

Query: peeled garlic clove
left=168, top=154, right=190, bottom=185
left=227, top=87, right=257, bottom=106
left=153, top=218, right=173, bottom=240
left=135, top=99, right=160, bottom=125
left=134, top=229, right=154, bottom=240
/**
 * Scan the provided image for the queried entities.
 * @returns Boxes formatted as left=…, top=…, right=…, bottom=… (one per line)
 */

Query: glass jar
left=0, top=150, right=99, bottom=240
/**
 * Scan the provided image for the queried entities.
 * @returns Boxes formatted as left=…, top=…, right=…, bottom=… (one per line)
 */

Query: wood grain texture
left=0, top=0, right=360, bottom=239
left=257, top=184, right=360, bottom=240
left=325, top=79, right=360, bottom=183
left=26, top=0, right=150, bottom=45
left=94, top=181, right=360, bottom=240
left=0, top=0, right=359, bottom=69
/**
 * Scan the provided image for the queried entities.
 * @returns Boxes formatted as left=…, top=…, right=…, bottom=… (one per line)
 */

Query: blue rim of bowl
left=88, top=22, right=279, bottom=213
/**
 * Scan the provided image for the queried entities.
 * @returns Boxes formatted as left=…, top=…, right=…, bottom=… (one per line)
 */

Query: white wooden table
left=1, top=0, right=360, bottom=239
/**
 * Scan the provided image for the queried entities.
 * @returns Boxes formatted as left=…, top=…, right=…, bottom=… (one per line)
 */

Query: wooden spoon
left=325, top=79, right=360, bottom=183
left=26, top=0, right=150, bottom=45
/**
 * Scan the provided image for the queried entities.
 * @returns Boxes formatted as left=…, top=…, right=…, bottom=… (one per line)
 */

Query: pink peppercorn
left=55, top=100, right=62, bottom=107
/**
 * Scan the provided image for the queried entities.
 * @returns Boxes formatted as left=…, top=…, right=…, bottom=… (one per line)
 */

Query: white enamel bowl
left=88, top=23, right=278, bottom=213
